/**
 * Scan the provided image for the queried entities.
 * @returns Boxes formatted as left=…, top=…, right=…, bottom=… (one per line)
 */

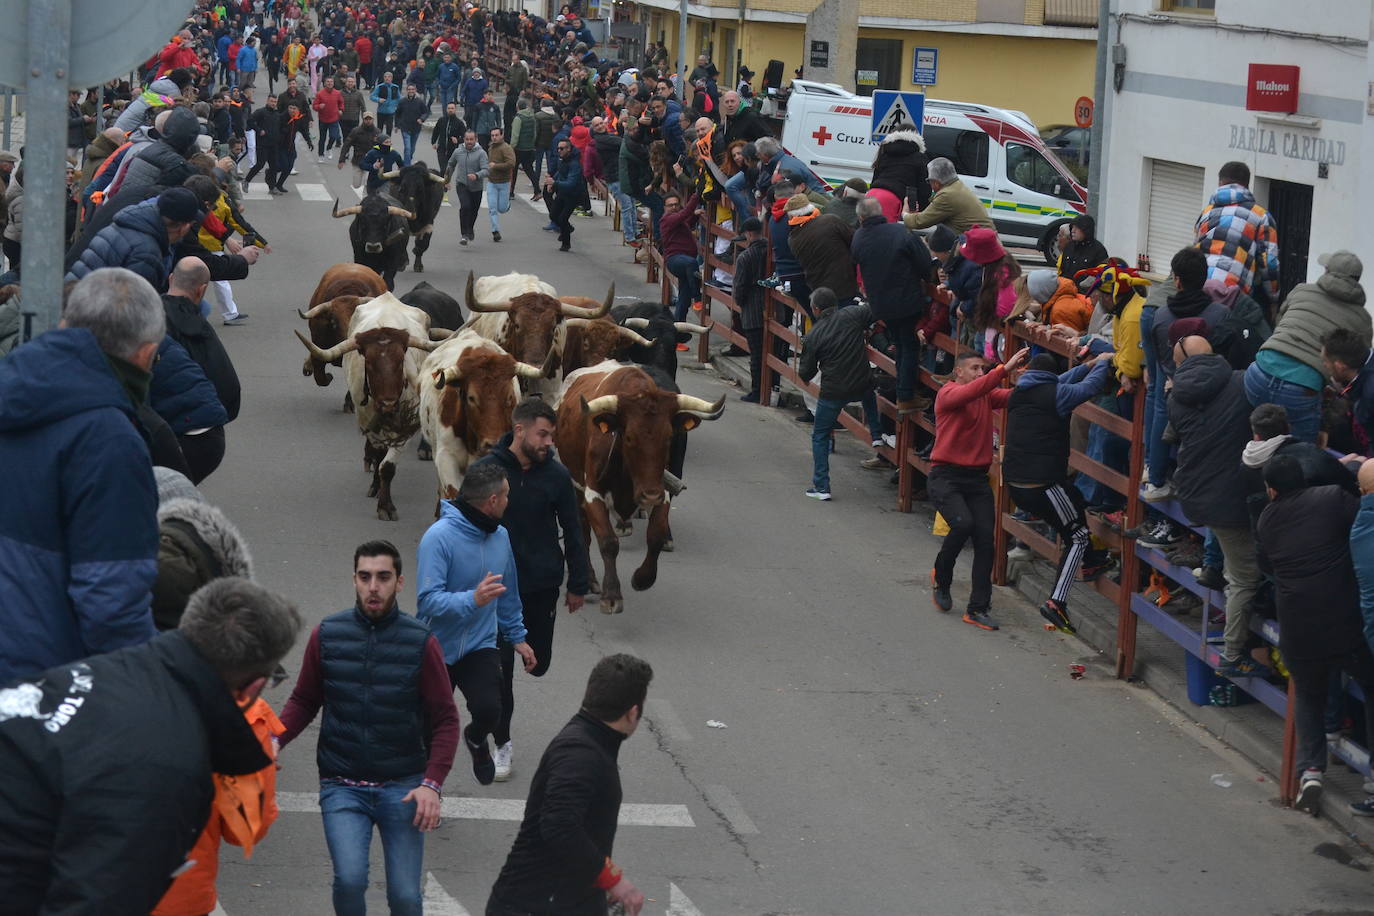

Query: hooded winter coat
left=151, top=497, right=253, bottom=631
left=1195, top=183, right=1280, bottom=304
left=115, top=76, right=185, bottom=133
left=851, top=213, right=932, bottom=322
left=1150, top=288, right=1227, bottom=378
left=66, top=198, right=174, bottom=292
left=0, top=632, right=271, bottom=914
left=788, top=211, right=858, bottom=300
left=1039, top=276, right=1094, bottom=332
left=0, top=328, right=158, bottom=683
left=870, top=131, right=930, bottom=210
left=109, top=107, right=201, bottom=205
left=1260, top=267, right=1372, bottom=379
left=150, top=336, right=228, bottom=435
left=1057, top=215, right=1108, bottom=281
left=1168, top=353, right=1252, bottom=528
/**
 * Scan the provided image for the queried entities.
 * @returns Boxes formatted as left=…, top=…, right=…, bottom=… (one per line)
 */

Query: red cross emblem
left=811, top=125, right=833, bottom=146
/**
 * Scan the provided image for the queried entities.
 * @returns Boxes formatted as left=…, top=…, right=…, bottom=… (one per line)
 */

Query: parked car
left=1040, top=124, right=1091, bottom=177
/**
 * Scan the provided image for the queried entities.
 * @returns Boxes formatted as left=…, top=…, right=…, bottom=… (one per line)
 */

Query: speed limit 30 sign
left=1074, top=96, right=1095, bottom=129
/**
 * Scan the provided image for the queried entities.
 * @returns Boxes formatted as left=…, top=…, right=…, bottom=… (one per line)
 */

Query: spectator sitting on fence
left=1254, top=454, right=1374, bottom=818
left=1003, top=350, right=1117, bottom=634
left=1017, top=269, right=1094, bottom=337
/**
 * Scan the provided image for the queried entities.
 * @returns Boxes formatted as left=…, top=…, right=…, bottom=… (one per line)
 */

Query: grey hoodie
left=1261, top=267, right=1371, bottom=377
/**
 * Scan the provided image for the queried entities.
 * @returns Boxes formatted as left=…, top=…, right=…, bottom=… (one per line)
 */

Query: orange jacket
left=152, top=699, right=283, bottom=916
left=1041, top=277, right=1094, bottom=333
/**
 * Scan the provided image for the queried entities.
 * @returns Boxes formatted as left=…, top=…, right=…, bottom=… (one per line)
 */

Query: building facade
left=1099, top=0, right=1374, bottom=292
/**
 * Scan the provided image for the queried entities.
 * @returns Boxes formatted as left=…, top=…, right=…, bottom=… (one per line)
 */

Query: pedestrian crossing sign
left=870, top=90, right=925, bottom=142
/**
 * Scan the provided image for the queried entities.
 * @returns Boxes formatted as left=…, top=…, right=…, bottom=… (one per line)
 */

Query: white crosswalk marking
left=424, top=872, right=475, bottom=916
left=241, top=185, right=271, bottom=200
left=350, top=183, right=454, bottom=207
left=295, top=183, right=332, bottom=201
left=668, top=883, right=705, bottom=916
left=274, top=791, right=693, bottom=826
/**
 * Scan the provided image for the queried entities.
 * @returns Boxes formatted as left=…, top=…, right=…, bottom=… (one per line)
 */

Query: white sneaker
left=1295, top=769, right=1323, bottom=815
left=1007, top=545, right=1034, bottom=561
left=1363, top=776, right=1374, bottom=794
left=881, top=434, right=896, bottom=448
left=1140, top=481, right=1175, bottom=502
left=493, top=741, right=512, bottom=781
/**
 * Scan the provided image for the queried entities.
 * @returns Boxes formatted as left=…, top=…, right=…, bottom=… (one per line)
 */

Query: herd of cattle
left=293, top=262, right=721, bottom=614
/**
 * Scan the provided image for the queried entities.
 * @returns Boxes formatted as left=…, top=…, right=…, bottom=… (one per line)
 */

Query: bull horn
left=674, top=320, right=713, bottom=336
left=388, top=206, right=416, bottom=219
left=407, top=333, right=442, bottom=352
left=676, top=392, right=727, bottom=419
left=298, top=302, right=333, bottom=319
left=429, top=327, right=455, bottom=340
left=514, top=359, right=547, bottom=379
left=433, top=367, right=461, bottom=389
left=465, top=271, right=511, bottom=313
left=563, top=317, right=588, bottom=328
left=380, top=169, right=401, bottom=180
left=294, top=328, right=357, bottom=363
left=581, top=394, right=619, bottom=415
left=622, top=317, right=651, bottom=330
left=560, top=283, right=614, bottom=319
left=332, top=199, right=362, bottom=218
left=427, top=170, right=447, bottom=183
left=617, top=324, right=654, bottom=347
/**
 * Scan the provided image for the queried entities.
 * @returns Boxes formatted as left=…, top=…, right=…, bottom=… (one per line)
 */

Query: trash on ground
left=1210, top=773, right=1233, bottom=788
left=1068, top=665, right=1086, bottom=680
left=706, top=719, right=728, bottom=729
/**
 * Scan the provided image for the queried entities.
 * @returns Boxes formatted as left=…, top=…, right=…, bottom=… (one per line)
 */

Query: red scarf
left=770, top=196, right=789, bottom=222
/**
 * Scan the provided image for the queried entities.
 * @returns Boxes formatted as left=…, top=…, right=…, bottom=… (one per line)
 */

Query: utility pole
left=677, top=0, right=689, bottom=101
left=1086, top=0, right=1110, bottom=224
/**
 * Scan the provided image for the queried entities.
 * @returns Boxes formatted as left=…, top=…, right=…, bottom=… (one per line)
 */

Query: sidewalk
left=706, top=339, right=1374, bottom=842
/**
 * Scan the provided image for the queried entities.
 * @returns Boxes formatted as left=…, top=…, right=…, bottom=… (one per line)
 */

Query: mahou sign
left=1245, top=64, right=1300, bottom=114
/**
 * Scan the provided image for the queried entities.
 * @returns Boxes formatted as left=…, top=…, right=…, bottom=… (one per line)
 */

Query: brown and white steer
left=298, top=263, right=389, bottom=389
left=554, top=361, right=725, bottom=614
left=295, top=292, right=440, bottom=520
left=418, top=330, right=550, bottom=509
left=559, top=315, right=654, bottom=378
left=462, top=271, right=614, bottom=398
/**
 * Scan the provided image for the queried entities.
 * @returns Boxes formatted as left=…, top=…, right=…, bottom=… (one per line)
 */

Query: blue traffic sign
left=870, top=90, right=926, bottom=143
left=912, top=47, right=939, bottom=85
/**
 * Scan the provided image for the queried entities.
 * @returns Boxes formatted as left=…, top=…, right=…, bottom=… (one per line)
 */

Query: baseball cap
left=1318, top=250, right=1363, bottom=281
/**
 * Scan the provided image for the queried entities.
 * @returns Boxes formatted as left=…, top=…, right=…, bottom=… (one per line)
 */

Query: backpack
left=1210, top=292, right=1272, bottom=370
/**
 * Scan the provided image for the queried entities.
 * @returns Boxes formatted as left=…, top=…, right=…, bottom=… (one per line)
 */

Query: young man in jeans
left=797, top=287, right=886, bottom=500
left=928, top=347, right=1030, bottom=630
left=279, top=540, right=460, bottom=916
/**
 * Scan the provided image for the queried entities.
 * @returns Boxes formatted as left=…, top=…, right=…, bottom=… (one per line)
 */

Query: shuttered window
left=1044, top=0, right=1097, bottom=26
left=1146, top=159, right=1205, bottom=274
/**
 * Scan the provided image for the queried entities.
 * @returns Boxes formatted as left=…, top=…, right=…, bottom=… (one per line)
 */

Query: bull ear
left=675, top=415, right=702, bottom=432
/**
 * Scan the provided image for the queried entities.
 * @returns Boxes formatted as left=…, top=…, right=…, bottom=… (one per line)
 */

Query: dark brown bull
left=555, top=364, right=725, bottom=614
left=298, top=263, right=388, bottom=387
left=560, top=316, right=654, bottom=378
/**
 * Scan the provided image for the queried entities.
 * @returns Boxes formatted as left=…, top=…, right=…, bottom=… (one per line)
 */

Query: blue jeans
left=813, top=394, right=883, bottom=492
left=400, top=130, right=419, bottom=166
left=1243, top=360, right=1322, bottom=443
left=666, top=253, right=699, bottom=322
left=724, top=171, right=753, bottom=220
left=1139, top=305, right=1173, bottom=488
left=608, top=181, right=637, bottom=243
left=439, top=84, right=457, bottom=107
left=1203, top=531, right=1222, bottom=569
left=1077, top=391, right=1133, bottom=509
left=320, top=777, right=425, bottom=916
left=636, top=191, right=663, bottom=242
left=486, top=179, right=510, bottom=232
left=884, top=314, right=920, bottom=402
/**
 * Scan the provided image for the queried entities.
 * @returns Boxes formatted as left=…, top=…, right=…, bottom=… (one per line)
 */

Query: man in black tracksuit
left=1003, top=352, right=1115, bottom=634
left=475, top=398, right=590, bottom=782
left=487, top=654, right=652, bottom=916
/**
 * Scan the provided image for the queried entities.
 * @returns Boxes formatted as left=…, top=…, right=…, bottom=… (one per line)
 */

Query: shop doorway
left=1267, top=179, right=1312, bottom=299
left=855, top=38, right=902, bottom=97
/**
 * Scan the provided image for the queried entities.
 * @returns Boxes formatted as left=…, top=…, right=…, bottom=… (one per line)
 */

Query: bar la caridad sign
left=1228, top=123, right=1347, bottom=165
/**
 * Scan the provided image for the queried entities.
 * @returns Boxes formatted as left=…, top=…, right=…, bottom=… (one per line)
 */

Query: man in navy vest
left=279, top=540, right=460, bottom=916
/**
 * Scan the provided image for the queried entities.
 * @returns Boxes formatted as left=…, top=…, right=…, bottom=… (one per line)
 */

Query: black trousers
left=1008, top=481, right=1090, bottom=607
left=177, top=426, right=226, bottom=485
left=928, top=464, right=996, bottom=611
left=494, top=587, right=559, bottom=746
left=1288, top=647, right=1374, bottom=774
left=744, top=327, right=763, bottom=395
left=376, top=111, right=394, bottom=134
left=515, top=149, right=541, bottom=192
left=447, top=647, right=503, bottom=747
left=244, top=143, right=277, bottom=186
left=546, top=192, right=577, bottom=244
left=456, top=185, right=482, bottom=239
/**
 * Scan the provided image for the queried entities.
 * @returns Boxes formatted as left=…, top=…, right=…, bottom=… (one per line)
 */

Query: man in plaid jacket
left=1195, top=160, right=1281, bottom=309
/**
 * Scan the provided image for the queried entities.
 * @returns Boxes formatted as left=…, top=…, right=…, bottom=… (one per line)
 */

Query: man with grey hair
left=753, top=135, right=828, bottom=197
left=0, top=576, right=301, bottom=913
left=903, top=156, right=994, bottom=234
left=0, top=267, right=166, bottom=684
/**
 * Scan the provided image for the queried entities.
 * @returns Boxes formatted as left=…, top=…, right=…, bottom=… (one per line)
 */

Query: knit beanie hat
left=784, top=193, right=814, bottom=215
left=1027, top=269, right=1059, bottom=304
left=927, top=225, right=958, bottom=254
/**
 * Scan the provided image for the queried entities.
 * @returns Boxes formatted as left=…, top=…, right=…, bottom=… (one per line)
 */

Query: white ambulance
left=777, top=80, right=1088, bottom=261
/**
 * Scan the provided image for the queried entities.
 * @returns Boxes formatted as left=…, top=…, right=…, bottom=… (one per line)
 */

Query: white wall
left=1101, top=3, right=1371, bottom=284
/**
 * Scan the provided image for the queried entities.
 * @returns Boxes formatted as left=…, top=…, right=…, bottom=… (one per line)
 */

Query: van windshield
left=1006, top=142, right=1077, bottom=199
left=924, top=126, right=989, bottom=178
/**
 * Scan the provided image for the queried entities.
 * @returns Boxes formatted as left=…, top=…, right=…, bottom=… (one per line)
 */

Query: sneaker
left=317, top=155, right=326, bottom=162
left=493, top=741, right=512, bottom=782
left=739, top=391, right=759, bottom=403
left=1039, top=598, right=1075, bottom=634
left=805, top=487, right=831, bottom=501
left=1097, top=509, right=1127, bottom=531
left=1295, top=770, right=1323, bottom=815
left=1122, top=518, right=1156, bottom=540
left=290, top=168, right=299, bottom=175
left=1138, top=521, right=1184, bottom=549
left=492, top=231, right=501, bottom=242
left=962, top=609, right=999, bottom=631
left=1140, top=481, right=1175, bottom=502
left=1194, top=565, right=1226, bottom=591
left=1363, top=777, right=1374, bottom=794
left=1007, top=544, right=1033, bottom=562
left=930, top=569, right=952, bottom=612
left=467, top=735, right=495, bottom=785
left=1165, top=541, right=1204, bottom=569
left=222, top=314, right=249, bottom=326
left=860, top=455, right=893, bottom=470
left=880, top=433, right=896, bottom=448
left=1349, top=797, right=1374, bottom=817
left=1077, top=556, right=1113, bottom=581
left=542, top=222, right=558, bottom=231
left=460, top=237, right=468, bottom=245
left=1215, top=654, right=1271, bottom=679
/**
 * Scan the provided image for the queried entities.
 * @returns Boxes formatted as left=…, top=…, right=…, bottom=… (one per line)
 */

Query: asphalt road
left=201, top=140, right=1373, bottom=916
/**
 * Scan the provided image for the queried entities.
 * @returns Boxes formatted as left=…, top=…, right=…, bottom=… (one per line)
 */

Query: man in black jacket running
left=487, top=653, right=652, bottom=916
left=476, top=397, right=590, bottom=781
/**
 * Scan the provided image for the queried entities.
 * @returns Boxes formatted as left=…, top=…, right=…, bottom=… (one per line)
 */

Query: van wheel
left=1041, top=219, right=1073, bottom=267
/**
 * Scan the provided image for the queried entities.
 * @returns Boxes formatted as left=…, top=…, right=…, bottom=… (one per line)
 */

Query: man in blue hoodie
left=0, top=267, right=163, bottom=683
left=417, top=462, right=535, bottom=786
left=1002, top=350, right=1115, bottom=634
